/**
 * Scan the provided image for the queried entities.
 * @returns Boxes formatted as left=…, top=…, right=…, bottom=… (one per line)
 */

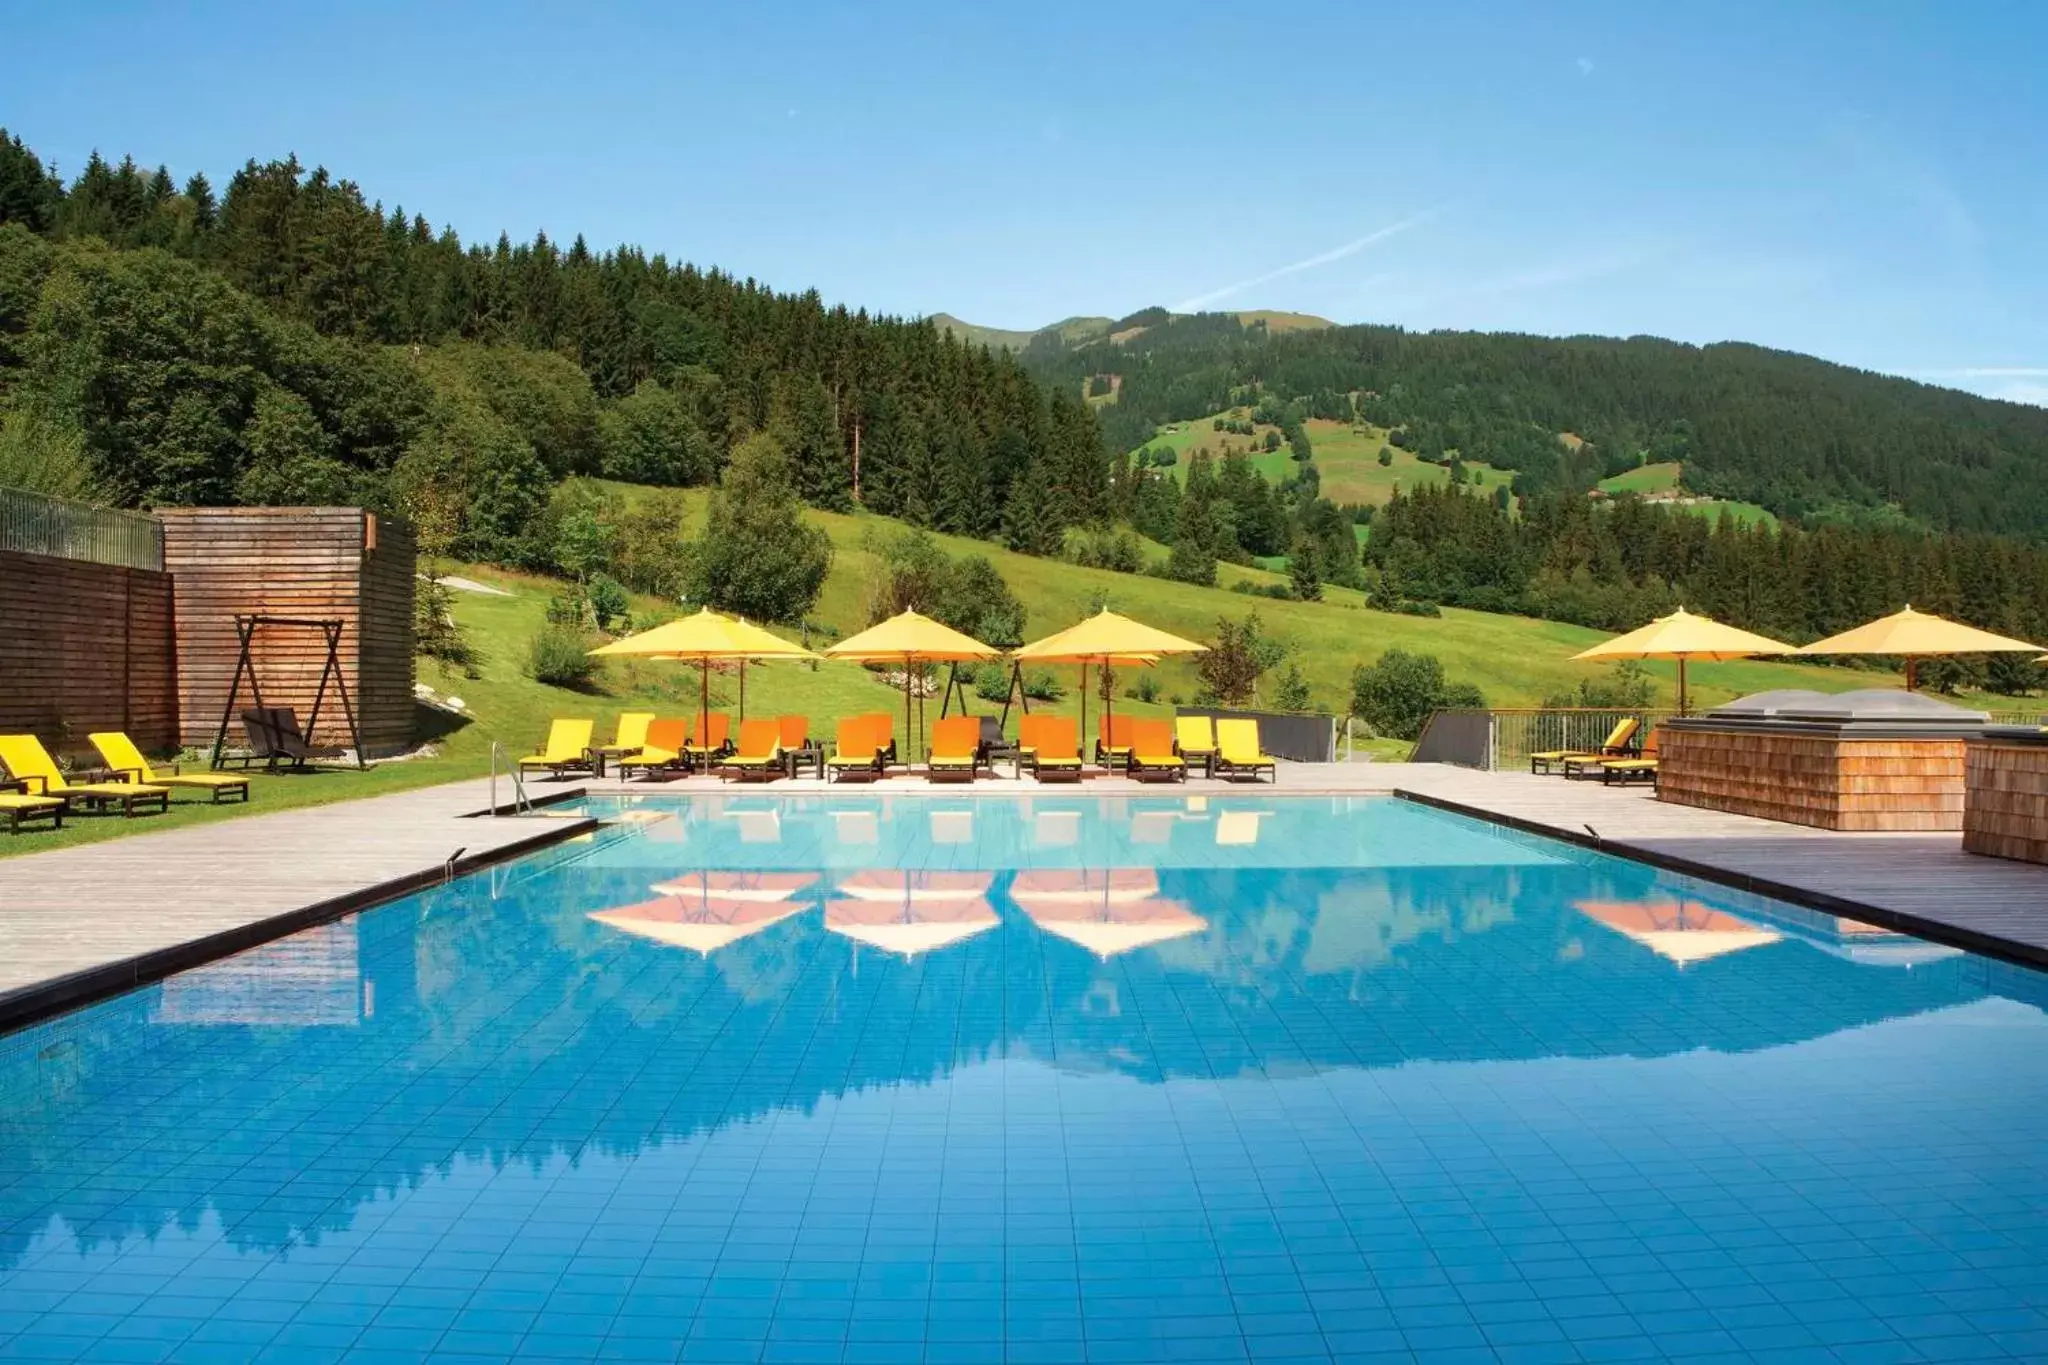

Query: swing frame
left=207, top=615, right=367, bottom=772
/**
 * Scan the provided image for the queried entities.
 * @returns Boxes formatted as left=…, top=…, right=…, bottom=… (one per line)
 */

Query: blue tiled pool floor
left=3, top=795, right=2047, bottom=1363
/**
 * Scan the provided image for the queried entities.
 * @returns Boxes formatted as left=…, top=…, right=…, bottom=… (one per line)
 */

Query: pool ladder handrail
left=488, top=740, right=533, bottom=816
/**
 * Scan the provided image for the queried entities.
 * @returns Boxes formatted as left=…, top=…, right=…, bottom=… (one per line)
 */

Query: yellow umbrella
left=825, top=610, right=997, bottom=763
left=591, top=608, right=816, bottom=733
left=1794, top=605, right=2043, bottom=691
left=1571, top=607, right=1793, bottom=716
left=1014, top=610, right=1209, bottom=765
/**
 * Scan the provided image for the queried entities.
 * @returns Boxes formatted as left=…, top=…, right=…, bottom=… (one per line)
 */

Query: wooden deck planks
left=1393, top=764, right=2048, bottom=965
left=0, top=778, right=593, bottom=1029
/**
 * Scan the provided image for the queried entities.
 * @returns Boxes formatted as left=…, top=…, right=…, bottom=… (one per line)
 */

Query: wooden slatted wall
left=159, top=508, right=415, bottom=756
left=357, top=515, right=417, bottom=755
left=0, top=549, right=178, bottom=759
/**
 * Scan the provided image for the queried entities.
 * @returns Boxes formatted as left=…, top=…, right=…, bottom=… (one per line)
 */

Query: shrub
left=973, top=662, right=1013, bottom=702
left=1273, top=662, right=1313, bottom=713
left=1022, top=669, right=1065, bottom=702
left=1349, top=649, right=1486, bottom=739
left=1065, top=527, right=1145, bottom=574
left=1127, top=672, right=1161, bottom=704
left=413, top=576, right=480, bottom=676
left=587, top=574, right=630, bottom=632
left=526, top=624, right=600, bottom=689
left=1541, top=660, right=1657, bottom=710
left=689, top=432, right=832, bottom=622
left=1196, top=612, right=1286, bottom=705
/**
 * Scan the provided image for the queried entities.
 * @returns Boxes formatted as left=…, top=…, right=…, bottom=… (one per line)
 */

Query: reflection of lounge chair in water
left=1216, top=810, right=1263, bottom=846
left=930, top=809, right=974, bottom=844
left=1033, top=809, right=1080, bottom=847
left=733, top=807, right=782, bottom=843
left=833, top=807, right=879, bottom=845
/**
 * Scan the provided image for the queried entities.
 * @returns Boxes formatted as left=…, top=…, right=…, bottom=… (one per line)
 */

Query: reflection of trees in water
left=0, top=859, right=2002, bottom=1273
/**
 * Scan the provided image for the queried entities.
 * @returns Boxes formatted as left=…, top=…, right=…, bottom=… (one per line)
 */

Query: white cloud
left=1996, top=381, right=2048, bottom=407
left=1575, top=56, right=1594, bottom=76
left=1170, top=208, right=1442, bottom=313
left=1921, top=366, right=2048, bottom=378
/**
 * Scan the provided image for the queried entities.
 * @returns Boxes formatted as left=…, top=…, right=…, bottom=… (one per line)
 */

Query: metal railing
left=0, top=486, right=163, bottom=572
left=488, top=741, right=532, bottom=815
left=1415, top=708, right=1679, bottom=772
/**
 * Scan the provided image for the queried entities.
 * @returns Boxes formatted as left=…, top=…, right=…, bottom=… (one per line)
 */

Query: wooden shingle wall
left=0, top=549, right=178, bottom=759
left=1964, top=742, right=2048, bottom=864
left=1659, top=728, right=1967, bottom=832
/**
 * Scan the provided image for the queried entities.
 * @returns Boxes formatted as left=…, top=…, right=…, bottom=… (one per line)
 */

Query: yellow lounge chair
left=927, top=716, right=982, bottom=783
left=519, top=719, right=595, bottom=778
left=1531, top=716, right=1640, bottom=775
left=89, top=732, right=251, bottom=804
left=1174, top=715, right=1218, bottom=777
left=591, top=712, right=656, bottom=776
left=0, top=734, right=170, bottom=817
left=683, top=714, right=733, bottom=772
left=721, top=719, right=787, bottom=782
left=1583, top=728, right=1662, bottom=785
left=617, top=718, right=687, bottom=779
left=1, top=790, right=65, bottom=833
left=826, top=716, right=887, bottom=782
left=1019, top=715, right=1084, bottom=782
left=1214, top=719, right=1276, bottom=783
left=1127, top=719, right=1186, bottom=784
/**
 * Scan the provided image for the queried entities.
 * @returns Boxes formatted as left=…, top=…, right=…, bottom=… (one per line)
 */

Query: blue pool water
left=5, top=794, right=2048, bottom=1364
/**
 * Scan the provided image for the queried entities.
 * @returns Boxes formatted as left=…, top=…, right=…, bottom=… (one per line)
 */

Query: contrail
left=1170, top=207, right=1442, bottom=313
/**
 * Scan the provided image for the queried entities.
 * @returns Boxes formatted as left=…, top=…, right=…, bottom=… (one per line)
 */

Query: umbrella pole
left=1677, top=657, right=1688, bottom=718
left=700, top=660, right=710, bottom=748
left=738, top=660, right=746, bottom=723
left=905, top=657, right=914, bottom=768
left=1102, top=658, right=1114, bottom=773
left=1080, top=663, right=1090, bottom=768
left=1906, top=656, right=1917, bottom=692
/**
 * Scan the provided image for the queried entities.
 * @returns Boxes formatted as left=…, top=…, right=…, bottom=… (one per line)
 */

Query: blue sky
left=7, top=0, right=2046, bottom=402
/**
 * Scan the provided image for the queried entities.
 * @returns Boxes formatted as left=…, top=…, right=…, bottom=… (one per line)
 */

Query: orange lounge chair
left=683, top=714, right=732, bottom=772
left=1019, top=715, right=1084, bottom=782
left=826, top=716, right=887, bottom=782
left=1127, top=719, right=1186, bottom=783
left=722, top=719, right=788, bottom=782
left=618, top=718, right=689, bottom=779
left=1096, top=714, right=1139, bottom=771
left=927, top=716, right=983, bottom=783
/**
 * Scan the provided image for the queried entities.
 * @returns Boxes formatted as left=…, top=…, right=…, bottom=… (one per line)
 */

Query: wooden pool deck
left=2, top=760, right=2044, bottom=1034
left=0, top=778, right=596, bottom=1032
left=1390, top=765, right=2048, bottom=967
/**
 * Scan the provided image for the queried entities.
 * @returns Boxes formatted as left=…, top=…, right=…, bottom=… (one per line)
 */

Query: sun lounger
left=0, top=790, right=65, bottom=833
left=1019, top=715, right=1084, bottom=782
left=1096, top=715, right=1138, bottom=771
left=1174, top=715, right=1218, bottom=777
left=826, top=716, right=886, bottom=782
left=927, top=716, right=983, bottom=783
left=722, top=719, right=787, bottom=782
left=1564, top=725, right=1660, bottom=781
left=1585, top=728, right=1662, bottom=785
left=1127, top=720, right=1186, bottom=783
left=683, top=714, right=732, bottom=772
left=1214, top=719, right=1276, bottom=783
left=772, top=716, right=817, bottom=776
left=1531, top=717, right=1640, bottom=775
left=856, top=712, right=898, bottom=769
left=519, top=718, right=594, bottom=778
left=89, top=732, right=250, bottom=804
left=617, top=718, right=688, bottom=779
left=591, top=712, right=655, bottom=776
left=0, top=734, right=170, bottom=817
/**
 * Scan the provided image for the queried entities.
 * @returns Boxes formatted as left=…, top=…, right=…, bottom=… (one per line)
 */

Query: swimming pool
left=4, top=794, right=2047, bottom=1363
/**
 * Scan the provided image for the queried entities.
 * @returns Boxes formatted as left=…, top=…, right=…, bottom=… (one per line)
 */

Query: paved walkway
left=1391, top=765, right=2048, bottom=966
left=0, top=778, right=595, bottom=1030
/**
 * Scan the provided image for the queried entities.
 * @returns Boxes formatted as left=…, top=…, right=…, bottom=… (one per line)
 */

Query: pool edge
left=1394, top=787, right=2048, bottom=973
left=0, top=813, right=603, bottom=1038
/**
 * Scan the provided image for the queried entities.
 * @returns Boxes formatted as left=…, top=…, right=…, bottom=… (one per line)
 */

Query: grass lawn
left=1598, top=461, right=1683, bottom=494
left=1132, top=411, right=1513, bottom=507
left=1597, top=461, right=1781, bottom=528
left=0, top=486, right=1959, bottom=857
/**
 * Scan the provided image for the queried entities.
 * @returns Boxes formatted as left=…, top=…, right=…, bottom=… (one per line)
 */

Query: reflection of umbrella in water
left=649, top=871, right=819, bottom=903
left=1576, top=899, right=1780, bottom=966
left=1012, top=869, right=1206, bottom=959
left=590, top=896, right=810, bottom=956
left=836, top=870, right=994, bottom=903
left=825, top=894, right=999, bottom=958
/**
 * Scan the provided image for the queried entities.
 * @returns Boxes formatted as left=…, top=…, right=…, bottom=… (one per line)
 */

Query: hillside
left=1135, top=409, right=1514, bottom=508
left=1024, top=309, right=2048, bottom=538
left=933, top=307, right=1333, bottom=355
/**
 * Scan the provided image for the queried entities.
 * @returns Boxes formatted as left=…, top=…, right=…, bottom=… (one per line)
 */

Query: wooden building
left=0, top=548, right=179, bottom=760
left=158, top=508, right=416, bottom=756
left=1964, top=732, right=2048, bottom=865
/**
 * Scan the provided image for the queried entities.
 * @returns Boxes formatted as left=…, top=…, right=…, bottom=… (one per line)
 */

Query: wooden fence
left=0, top=548, right=178, bottom=759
